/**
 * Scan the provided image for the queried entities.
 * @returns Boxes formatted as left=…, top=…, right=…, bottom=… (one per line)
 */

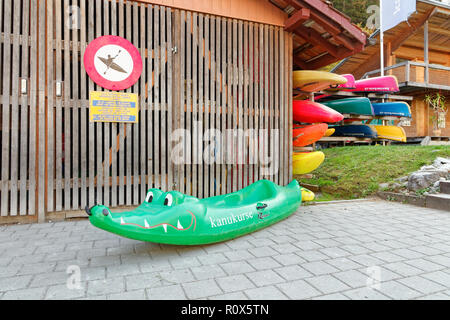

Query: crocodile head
left=87, top=189, right=206, bottom=243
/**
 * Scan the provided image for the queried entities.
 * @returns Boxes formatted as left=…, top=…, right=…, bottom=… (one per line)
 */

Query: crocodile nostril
left=102, top=209, right=109, bottom=216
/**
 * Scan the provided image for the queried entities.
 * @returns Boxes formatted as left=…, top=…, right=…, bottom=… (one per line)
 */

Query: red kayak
left=293, top=100, right=344, bottom=123
left=293, top=124, right=329, bottom=147
left=345, top=75, right=399, bottom=93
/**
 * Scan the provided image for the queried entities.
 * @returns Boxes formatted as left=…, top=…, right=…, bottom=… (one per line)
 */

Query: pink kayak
left=329, top=74, right=356, bottom=90
left=345, top=75, right=399, bottom=93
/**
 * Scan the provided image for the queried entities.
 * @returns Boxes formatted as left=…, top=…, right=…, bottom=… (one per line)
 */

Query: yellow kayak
left=293, top=151, right=325, bottom=175
left=301, top=188, right=315, bottom=202
left=369, top=125, right=407, bottom=142
left=293, top=71, right=348, bottom=93
left=324, top=128, right=335, bottom=137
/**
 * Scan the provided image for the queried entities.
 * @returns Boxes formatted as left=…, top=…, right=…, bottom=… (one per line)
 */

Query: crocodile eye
left=145, top=191, right=154, bottom=203
left=163, top=194, right=173, bottom=206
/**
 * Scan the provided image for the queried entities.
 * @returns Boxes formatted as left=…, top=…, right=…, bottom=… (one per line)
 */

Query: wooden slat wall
left=0, top=0, right=292, bottom=220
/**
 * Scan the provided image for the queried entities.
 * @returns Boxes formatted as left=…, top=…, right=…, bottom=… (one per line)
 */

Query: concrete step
left=426, top=193, right=450, bottom=212
left=440, top=181, right=450, bottom=195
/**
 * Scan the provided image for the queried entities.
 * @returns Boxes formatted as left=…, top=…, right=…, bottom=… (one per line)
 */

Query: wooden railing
left=362, top=61, right=450, bottom=90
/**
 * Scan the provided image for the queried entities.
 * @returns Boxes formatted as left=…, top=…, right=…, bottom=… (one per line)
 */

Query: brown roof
left=333, top=0, right=450, bottom=79
left=269, top=0, right=367, bottom=69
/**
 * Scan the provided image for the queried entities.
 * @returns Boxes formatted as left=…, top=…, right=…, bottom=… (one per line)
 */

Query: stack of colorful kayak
left=292, top=71, right=348, bottom=177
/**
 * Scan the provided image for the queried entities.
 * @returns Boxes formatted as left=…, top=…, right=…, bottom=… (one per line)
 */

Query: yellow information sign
left=89, top=91, right=139, bottom=123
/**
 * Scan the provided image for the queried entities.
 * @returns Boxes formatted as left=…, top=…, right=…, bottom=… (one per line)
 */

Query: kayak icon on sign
left=84, top=35, right=142, bottom=91
left=98, top=51, right=128, bottom=75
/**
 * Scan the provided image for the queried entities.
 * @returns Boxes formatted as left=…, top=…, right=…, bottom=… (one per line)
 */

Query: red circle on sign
left=84, top=35, right=143, bottom=91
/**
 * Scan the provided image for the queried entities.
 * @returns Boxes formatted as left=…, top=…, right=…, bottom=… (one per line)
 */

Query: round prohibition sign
left=84, top=35, right=143, bottom=91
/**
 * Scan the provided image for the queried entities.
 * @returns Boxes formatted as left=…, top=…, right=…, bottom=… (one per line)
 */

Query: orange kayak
left=293, top=124, right=328, bottom=147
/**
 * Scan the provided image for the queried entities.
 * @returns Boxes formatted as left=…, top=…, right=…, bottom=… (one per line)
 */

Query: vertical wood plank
left=215, top=17, right=221, bottom=196
left=94, top=0, right=103, bottom=205
left=28, top=0, right=38, bottom=216
left=110, top=0, right=118, bottom=207
left=166, top=7, right=173, bottom=191
left=203, top=15, right=209, bottom=197
left=198, top=14, right=204, bottom=198
left=192, top=12, right=198, bottom=198
left=237, top=20, right=243, bottom=191
left=9, top=0, right=22, bottom=215
left=71, top=0, right=80, bottom=209
left=258, top=24, right=264, bottom=182
left=88, top=0, right=96, bottom=206
left=274, top=27, right=280, bottom=185
left=253, top=23, right=260, bottom=183
left=243, top=21, right=249, bottom=188
left=20, top=0, right=31, bottom=215
left=279, top=29, right=285, bottom=186
left=147, top=4, right=154, bottom=191
left=248, top=22, right=254, bottom=186
left=185, top=11, right=192, bottom=195
left=118, top=0, right=125, bottom=204
left=153, top=5, right=160, bottom=190
left=288, top=34, right=293, bottom=181
left=231, top=19, right=238, bottom=193
left=102, top=0, right=110, bottom=208
left=125, top=0, right=132, bottom=204
left=263, top=25, right=271, bottom=180
left=1, top=0, right=12, bottom=216
left=178, top=10, right=186, bottom=194
left=209, top=16, right=215, bottom=197
left=220, top=17, right=227, bottom=195
left=227, top=19, right=233, bottom=194
left=269, top=26, right=274, bottom=184
left=160, top=5, right=167, bottom=191
left=132, top=2, right=139, bottom=203
left=38, top=0, right=46, bottom=220
left=80, top=0, right=88, bottom=209
left=139, top=2, right=147, bottom=200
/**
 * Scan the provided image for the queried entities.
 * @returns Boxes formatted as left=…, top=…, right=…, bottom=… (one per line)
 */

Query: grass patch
left=297, top=145, right=450, bottom=201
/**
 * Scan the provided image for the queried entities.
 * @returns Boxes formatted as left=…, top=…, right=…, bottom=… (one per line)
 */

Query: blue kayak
left=372, top=102, right=412, bottom=117
left=331, top=125, right=378, bottom=139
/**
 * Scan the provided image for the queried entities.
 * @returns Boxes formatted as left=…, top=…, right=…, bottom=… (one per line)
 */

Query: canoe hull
left=293, top=124, right=329, bottom=147
left=293, top=151, right=325, bottom=175
left=88, top=180, right=302, bottom=245
left=323, top=97, right=374, bottom=116
left=293, top=71, right=347, bottom=93
left=372, top=102, right=412, bottom=117
left=293, top=100, right=344, bottom=123
left=346, top=76, right=399, bottom=93
left=331, top=125, right=378, bottom=138
left=369, top=125, right=407, bottom=142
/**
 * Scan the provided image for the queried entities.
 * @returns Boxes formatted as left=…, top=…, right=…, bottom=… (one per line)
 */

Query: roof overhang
left=270, top=0, right=367, bottom=70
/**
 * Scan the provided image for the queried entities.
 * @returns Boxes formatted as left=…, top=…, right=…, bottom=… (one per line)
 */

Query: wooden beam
left=293, top=55, right=309, bottom=69
left=293, top=25, right=339, bottom=57
left=428, top=26, right=450, bottom=37
left=307, top=47, right=353, bottom=69
left=285, top=8, right=310, bottom=31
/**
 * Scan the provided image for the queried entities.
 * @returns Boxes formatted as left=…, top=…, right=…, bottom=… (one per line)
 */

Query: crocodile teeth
left=144, top=220, right=149, bottom=228
left=120, top=217, right=125, bottom=225
left=162, top=224, right=167, bottom=233
left=177, top=220, right=184, bottom=230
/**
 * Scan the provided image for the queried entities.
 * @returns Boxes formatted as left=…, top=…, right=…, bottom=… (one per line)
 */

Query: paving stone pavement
left=1, top=199, right=450, bottom=300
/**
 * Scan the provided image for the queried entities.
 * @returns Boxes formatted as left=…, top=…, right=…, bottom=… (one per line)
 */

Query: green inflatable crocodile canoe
left=86, top=180, right=302, bottom=245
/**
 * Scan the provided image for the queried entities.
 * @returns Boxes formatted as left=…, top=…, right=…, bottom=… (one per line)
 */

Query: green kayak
left=86, top=180, right=302, bottom=245
left=323, top=97, right=374, bottom=116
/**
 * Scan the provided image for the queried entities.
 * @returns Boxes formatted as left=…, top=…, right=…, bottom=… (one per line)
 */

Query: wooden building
left=334, top=0, right=450, bottom=139
left=0, top=0, right=365, bottom=224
